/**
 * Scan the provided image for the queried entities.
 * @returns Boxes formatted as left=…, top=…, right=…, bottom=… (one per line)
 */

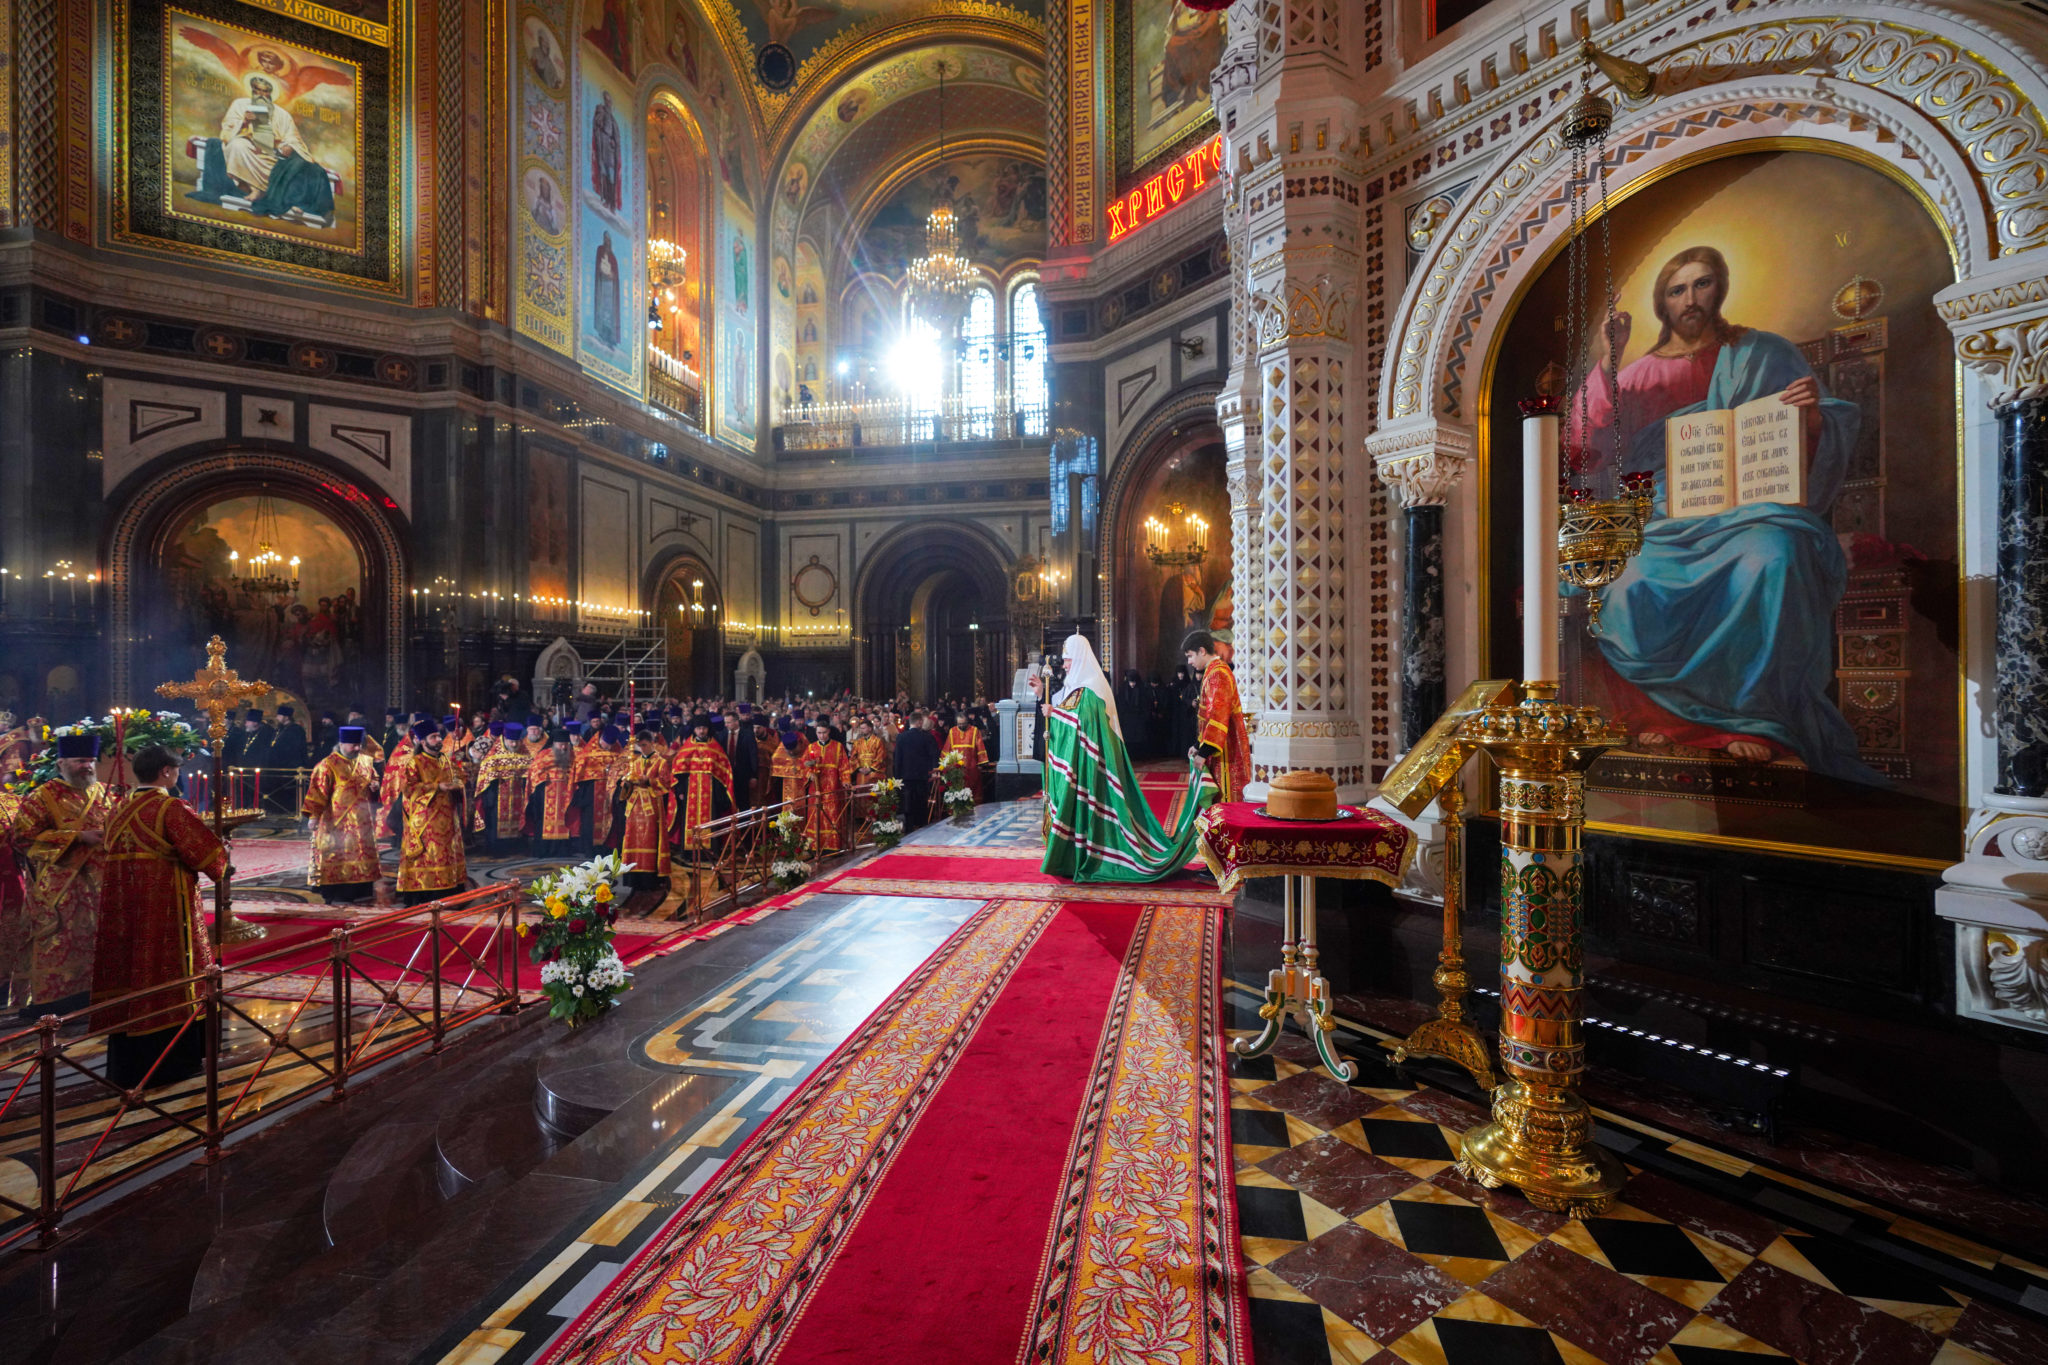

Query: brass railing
left=0, top=882, right=522, bottom=1253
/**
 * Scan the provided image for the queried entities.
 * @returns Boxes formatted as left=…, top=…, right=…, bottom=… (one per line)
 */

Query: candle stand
left=1452, top=683, right=1628, bottom=1217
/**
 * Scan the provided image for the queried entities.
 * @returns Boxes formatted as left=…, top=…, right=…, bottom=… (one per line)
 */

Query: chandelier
left=1144, top=502, right=1208, bottom=568
left=229, top=491, right=300, bottom=594
left=905, top=62, right=975, bottom=325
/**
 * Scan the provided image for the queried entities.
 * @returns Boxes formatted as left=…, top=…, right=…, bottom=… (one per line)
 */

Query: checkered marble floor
left=1228, top=987, right=2048, bottom=1365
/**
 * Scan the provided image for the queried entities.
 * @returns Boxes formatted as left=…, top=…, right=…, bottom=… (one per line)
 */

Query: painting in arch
left=1487, top=147, right=1960, bottom=867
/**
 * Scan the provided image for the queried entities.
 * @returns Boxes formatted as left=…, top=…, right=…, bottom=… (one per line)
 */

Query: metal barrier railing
left=0, top=882, right=522, bottom=1254
left=673, top=782, right=884, bottom=923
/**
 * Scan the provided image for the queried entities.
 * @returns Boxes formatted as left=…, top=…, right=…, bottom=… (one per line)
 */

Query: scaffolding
left=581, top=631, right=667, bottom=701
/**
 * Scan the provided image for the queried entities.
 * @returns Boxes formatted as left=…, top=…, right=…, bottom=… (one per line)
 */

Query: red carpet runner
left=545, top=897, right=1249, bottom=1364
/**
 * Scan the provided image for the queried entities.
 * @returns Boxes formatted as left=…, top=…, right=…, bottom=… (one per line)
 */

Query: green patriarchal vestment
left=1041, top=689, right=1216, bottom=883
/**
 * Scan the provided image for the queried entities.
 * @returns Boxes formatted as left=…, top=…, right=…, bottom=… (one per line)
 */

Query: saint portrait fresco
left=165, top=12, right=361, bottom=250
left=1488, top=148, right=1961, bottom=865
left=1120, top=0, right=1221, bottom=177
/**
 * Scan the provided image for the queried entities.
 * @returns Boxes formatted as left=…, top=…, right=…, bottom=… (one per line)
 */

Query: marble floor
left=0, top=799, right=2040, bottom=1365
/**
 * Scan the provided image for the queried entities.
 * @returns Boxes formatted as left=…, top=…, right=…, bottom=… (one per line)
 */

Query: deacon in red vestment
left=1184, top=631, right=1251, bottom=804
left=530, top=732, right=580, bottom=854
left=941, top=712, right=989, bottom=804
left=802, top=722, right=853, bottom=853
left=396, top=722, right=468, bottom=905
left=476, top=722, right=533, bottom=856
left=619, top=731, right=676, bottom=888
left=377, top=726, right=415, bottom=839
left=668, top=716, right=732, bottom=853
left=300, top=727, right=381, bottom=903
left=12, top=732, right=114, bottom=1014
left=94, top=744, right=227, bottom=1089
left=768, top=727, right=802, bottom=807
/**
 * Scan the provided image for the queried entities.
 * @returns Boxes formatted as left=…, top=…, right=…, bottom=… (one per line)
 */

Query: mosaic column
left=1370, top=420, right=1473, bottom=748
left=1212, top=1, right=1264, bottom=741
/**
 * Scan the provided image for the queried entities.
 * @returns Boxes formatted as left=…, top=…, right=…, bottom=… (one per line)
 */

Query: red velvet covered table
left=1196, top=801, right=1416, bottom=1080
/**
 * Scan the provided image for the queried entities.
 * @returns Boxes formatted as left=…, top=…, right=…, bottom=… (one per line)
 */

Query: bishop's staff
left=157, top=636, right=272, bottom=947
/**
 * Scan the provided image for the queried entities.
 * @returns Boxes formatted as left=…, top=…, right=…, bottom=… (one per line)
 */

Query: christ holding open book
left=1567, top=245, right=1881, bottom=783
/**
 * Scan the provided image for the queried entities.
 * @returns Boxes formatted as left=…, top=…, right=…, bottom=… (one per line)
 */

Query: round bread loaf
left=1267, top=770, right=1337, bottom=821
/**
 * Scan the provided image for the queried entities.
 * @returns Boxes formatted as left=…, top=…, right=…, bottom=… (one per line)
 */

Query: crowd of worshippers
left=0, top=691, right=1002, bottom=1086
left=290, top=689, right=1003, bottom=906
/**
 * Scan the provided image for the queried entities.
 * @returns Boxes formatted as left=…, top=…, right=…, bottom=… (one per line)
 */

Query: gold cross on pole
left=155, top=635, right=272, bottom=947
left=156, top=635, right=270, bottom=750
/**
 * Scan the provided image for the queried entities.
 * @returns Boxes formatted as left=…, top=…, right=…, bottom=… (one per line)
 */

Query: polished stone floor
left=0, top=799, right=2042, bottom=1365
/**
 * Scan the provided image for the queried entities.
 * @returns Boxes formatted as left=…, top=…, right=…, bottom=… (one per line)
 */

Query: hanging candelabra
left=1143, top=501, right=1209, bottom=567
left=904, top=61, right=975, bottom=326
left=230, top=492, right=300, bottom=595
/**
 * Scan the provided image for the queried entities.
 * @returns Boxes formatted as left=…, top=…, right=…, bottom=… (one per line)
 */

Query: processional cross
left=157, top=635, right=272, bottom=946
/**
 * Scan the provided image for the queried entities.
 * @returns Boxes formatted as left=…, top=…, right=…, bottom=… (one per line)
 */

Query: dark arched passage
left=854, top=521, right=1013, bottom=703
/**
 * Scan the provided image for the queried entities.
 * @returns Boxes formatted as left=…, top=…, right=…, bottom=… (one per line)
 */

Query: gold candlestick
left=157, top=636, right=272, bottom=947
left=1452, top=682, right=1626, bottom=1217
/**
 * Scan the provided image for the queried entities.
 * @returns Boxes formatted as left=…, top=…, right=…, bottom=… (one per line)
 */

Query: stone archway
left=647, top=550, right=722, bottom=700
left=106, top=448, right=408, bottom=712
left=853, top=520, right=1013, bottom=702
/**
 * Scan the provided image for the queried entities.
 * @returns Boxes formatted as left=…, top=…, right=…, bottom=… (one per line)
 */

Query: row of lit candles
left=1142, top=509, right=1209, bottom=555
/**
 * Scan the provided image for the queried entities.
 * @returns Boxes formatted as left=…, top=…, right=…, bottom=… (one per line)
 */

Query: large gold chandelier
left=905, top=62, right=974, bottom=325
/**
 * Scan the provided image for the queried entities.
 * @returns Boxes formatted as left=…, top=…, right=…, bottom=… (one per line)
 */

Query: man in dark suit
left=892, top=710, right=940, bottom=830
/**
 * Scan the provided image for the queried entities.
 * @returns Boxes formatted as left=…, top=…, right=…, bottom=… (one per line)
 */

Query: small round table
left=1196, top=801, right=1415, bottom=1080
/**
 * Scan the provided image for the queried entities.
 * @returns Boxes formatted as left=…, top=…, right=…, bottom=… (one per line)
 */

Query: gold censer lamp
left=1557, top=469, right=1653, bottom=633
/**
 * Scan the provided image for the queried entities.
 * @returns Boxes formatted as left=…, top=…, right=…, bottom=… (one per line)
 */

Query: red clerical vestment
left=1196, top=658, right=1252, bottom=804
left=769, top=739, right=801, bottom=807
left=476, top=739, right=531, bottom=834
left=531, top=749, right=579, bottom=842
left=301, top=751, right=381, bottom=887
left=802, top=740, right=852, bottom=852
left=850, top=734, right=887, bottom=783
left=668, top=739, right=732, bottom=851
left=618, top=750, right=675, bottom=876
left=378, top=737, right=413, bottom=835
left=12, top=779, right=113, bottom=1004
left=397, top=748, right=467, bottom=895
left=93, top=788, right=225, bottom=1032
left=942, top=726, right=988, bottom=802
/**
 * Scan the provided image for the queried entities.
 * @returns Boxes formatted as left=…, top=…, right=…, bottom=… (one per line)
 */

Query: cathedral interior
left=2, top=0, right=2048, bottom=1361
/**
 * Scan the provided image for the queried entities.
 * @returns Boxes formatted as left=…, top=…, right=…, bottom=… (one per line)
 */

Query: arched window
left=1009, top=280, right=1049, bottom=435
left=892, top=312, right=944, bottom=420
left=958, top=286, right=998, bottom=436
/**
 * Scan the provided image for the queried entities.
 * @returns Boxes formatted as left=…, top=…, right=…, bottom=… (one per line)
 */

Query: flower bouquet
left=939, top=750, right=974, bottom=826
left=525, top=852, right=634, bottom=1025
left=869, top=777, right=904, bottom=850
left=6, top=710, right=203, bottom=795
left=769, top=809, right=811, bottom=889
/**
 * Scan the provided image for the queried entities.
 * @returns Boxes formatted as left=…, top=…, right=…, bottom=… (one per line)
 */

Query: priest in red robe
left=12, top=731, right=113, bottom=1017
left=396, top=720, right=467, bottom=905
left=802, top=721, right=853, bottom=853
left=619, top=729, right=676, bottom=889
left=94, top=744, right=228, bottom=1088
left=476, top=721, right=532, bottom=856
left=1184, top=631, right=1251, bottom=804
left=940, top=710, right=989, bottom=805
left=301, top=725, right=381, bottom=903
left=530, top=729, right=581, bottom=855
left=668, top=714, right=732, bottom=853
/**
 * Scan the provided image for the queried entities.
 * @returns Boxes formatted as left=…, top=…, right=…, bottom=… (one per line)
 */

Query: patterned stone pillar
left=1943, top=265, right=2048, bottom=793
left=1369, top=420, right=1473, bottom=747
left=1044, top=0, right=1071, bottom=250
left=1933, top=260, right=2048, bottom=1038
left=1213, top=0, right=1263, bottom=732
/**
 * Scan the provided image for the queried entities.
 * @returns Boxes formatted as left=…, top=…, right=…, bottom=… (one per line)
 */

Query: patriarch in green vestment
left=1040, top=633, right=1215, bottom=883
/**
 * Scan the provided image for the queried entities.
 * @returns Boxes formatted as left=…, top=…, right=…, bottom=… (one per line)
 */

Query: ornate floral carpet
left=541, top=895, right=1251, bottom=1365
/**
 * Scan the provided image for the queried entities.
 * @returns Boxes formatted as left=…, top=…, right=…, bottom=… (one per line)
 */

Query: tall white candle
left=1522, top=408, right=1561, bottom=683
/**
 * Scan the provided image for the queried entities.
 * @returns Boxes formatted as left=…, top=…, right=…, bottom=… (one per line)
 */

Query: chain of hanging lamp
left=1554, top=54, right=1654, bottom=632
left=905, top=62, right=975, bottom=323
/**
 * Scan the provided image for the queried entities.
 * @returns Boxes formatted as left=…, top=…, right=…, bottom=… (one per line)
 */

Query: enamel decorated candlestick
left=1449, top=396, right=1629, bottom=1217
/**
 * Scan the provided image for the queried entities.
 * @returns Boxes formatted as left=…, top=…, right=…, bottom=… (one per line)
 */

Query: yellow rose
left=517, top=922, right=529, bottom=937
left=594, top=884, right=613, bottom=904
left=547, top=897, right=568, bottom=919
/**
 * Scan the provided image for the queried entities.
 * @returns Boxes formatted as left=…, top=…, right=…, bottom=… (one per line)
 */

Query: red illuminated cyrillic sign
left=1106, top=135, right=1223, bottom=243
